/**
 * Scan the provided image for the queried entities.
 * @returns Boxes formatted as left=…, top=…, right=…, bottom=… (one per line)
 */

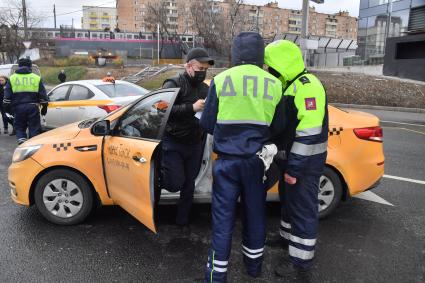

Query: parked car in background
left=0, top=64, right=41, bottom=77
left=44, top=80, right=149, bottom=129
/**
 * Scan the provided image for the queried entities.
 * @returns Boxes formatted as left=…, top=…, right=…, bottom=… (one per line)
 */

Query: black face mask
left=190, top=70, right=207, bottom=84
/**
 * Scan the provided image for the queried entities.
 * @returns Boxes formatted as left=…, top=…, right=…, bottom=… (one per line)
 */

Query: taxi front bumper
left=9, top=157, right=44, bottom=206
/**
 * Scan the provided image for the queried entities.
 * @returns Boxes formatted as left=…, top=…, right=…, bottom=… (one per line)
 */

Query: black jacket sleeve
left=270, top=94, right=287, bottom=139
left=163, top=79, right=195, bottom=119
left=38, top=79, right=49, bottom=103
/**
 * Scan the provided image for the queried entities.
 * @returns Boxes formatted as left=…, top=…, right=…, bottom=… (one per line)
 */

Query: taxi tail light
left=353, top=126, right=383, bottom=142
left=98, top=105, right=121, bottom=113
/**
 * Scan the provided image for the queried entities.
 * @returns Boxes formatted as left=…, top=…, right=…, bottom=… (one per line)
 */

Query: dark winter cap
left=18, top=58, right=32, bottom=68
left=232, top=32, right=264, bottom=68
left=186, top=48, right=214, bottom=65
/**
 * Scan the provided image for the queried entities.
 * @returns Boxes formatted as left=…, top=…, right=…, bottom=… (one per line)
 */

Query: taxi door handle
left=132, top=156, right=147, bottom=163
left=78, top=106, right=85, bottom=109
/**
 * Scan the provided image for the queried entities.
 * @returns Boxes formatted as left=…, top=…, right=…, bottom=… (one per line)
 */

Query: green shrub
left=112, top=57, right=123, bottom=67
left=53, top=56, right=94, bottom=67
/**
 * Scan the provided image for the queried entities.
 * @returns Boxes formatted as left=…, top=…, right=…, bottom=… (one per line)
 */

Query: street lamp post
left=301, top=0, right=324, bottom=39
left=301, top=0, right=324, bottom=65
left=301, top=0, right=309, bottom=39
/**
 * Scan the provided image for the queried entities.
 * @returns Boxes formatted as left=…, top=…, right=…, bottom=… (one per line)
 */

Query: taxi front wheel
left=34, top=169, right=94, bottom=225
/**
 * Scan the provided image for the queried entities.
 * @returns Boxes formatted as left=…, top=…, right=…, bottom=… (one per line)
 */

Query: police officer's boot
left=3, top=128, right=8, bottom=134
left=9, top=129, right=16, bottom=136
left=274, top=258, right=313, bottom=281
left=266, top=234, right=289, bottom=250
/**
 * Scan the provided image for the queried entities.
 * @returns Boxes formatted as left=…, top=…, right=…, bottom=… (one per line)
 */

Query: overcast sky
left=23, top=0, right=360, bottom=29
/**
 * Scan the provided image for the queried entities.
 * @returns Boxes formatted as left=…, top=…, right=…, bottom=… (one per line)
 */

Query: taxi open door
left=97, top=88, right=179, bottom=233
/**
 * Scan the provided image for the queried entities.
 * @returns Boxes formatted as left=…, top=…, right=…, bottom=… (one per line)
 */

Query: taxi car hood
left=23, top=122, right=81, bottom=146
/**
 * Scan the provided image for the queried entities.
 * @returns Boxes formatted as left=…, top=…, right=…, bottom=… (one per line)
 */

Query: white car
left=44, top=80, right=149, bottom=129
left=0, top=64, right=41, bottom=77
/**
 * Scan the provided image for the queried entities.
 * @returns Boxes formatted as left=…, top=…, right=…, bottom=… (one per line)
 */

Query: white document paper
left=195, top=111, right=203, bottom=120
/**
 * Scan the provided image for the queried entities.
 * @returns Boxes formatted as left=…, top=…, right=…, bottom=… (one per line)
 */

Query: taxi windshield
left=96, top=83, right=149, bottom=98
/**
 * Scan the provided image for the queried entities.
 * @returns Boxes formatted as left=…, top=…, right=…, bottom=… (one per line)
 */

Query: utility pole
left=256, top=6, right=260, bottom=33
left=54, top=4, right=57, bottom=29
left=72, top=18, right=74, bottom=29
left=383, top=0, right=393, bottom=53
left=157, top=23, right=160, bottom=66
left=22, top=0, right=28, bottom=40
left=301, top=0, right=309, bottom=39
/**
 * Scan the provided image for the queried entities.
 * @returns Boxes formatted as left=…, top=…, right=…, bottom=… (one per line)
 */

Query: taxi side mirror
left=91, top=120, right=110, bottom=136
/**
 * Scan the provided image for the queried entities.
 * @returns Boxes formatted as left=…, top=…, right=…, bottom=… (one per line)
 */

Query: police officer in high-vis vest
left=3, top=58, right=48, bottom=144
left=264, top=40, right=328, bottom=279
left=200, top=32, right=285, bottom=282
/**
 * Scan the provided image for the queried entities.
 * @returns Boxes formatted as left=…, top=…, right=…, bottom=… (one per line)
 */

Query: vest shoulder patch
left=305, top=97, right=317, bottom=110
left=299, top=76, right=310, bottom=85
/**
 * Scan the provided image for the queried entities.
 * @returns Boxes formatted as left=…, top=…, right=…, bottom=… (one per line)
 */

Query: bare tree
left=0, top=0, right=43, bottom=63
left=144, top=0, right=183, bottom=60
left=190, top=0, right=248, bottom=63
left=190, top=0, right=225, bottom=54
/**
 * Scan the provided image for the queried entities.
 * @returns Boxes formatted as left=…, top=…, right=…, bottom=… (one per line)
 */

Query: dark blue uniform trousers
left=278, top=174, right=320, bottom=269
left=0, top=103, right=9, bottom=130
left=205, top=156, right=267, bottom=283
left=14, top=104, right=41, bottom=143
left=161, top=137, right=203, bottom=225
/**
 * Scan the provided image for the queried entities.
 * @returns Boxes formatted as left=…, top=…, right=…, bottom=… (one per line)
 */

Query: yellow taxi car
left=8, top=88, right=384, bottom=232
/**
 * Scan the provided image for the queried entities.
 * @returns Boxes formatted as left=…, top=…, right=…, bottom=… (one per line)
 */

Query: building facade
left=116, top=0, right=357, bottom=40
left=81, top=6, right=117, bottom=31
left=357, top=0, right=425, bottom=63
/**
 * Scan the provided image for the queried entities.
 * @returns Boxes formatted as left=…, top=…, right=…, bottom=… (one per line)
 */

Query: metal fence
left=274, top=34, right=359, bottom=67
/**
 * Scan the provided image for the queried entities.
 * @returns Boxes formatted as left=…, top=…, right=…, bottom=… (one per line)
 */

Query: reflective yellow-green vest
left=214, top=64, right=283, bottom=126
left=10, top=72, right=41, bottom=93
left=284, top=74, right=326, bottom=135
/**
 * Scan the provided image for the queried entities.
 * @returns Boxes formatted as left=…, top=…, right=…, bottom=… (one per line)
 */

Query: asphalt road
left=0, top=109, right=424, bottom=282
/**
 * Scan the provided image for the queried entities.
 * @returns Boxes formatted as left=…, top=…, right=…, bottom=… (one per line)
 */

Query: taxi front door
left=102, top=89, right=178, bottom=233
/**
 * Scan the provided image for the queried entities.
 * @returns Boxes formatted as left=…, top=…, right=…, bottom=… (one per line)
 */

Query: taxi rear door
left=102, top=89, right=178, bottom=233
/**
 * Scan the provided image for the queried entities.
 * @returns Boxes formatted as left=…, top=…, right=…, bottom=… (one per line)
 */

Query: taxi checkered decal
left=53, top=143, right=72, bottom=152
left=329, top=127, right=343, bottom=136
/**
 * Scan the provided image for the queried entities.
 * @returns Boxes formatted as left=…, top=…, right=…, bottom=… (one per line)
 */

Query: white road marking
left=381, top=120, right=425, bottom=127
left=353, top=191, right=394, bottom=206
left=383, top=174, right=425, bottom=185
left=384, top=126, right=425, bottom=135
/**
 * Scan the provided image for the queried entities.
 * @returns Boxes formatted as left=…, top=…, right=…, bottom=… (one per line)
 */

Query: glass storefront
left=357, top=0, right=425, bottom=63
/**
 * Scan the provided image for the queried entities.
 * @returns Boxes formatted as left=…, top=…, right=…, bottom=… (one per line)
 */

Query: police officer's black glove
left=3, top=103, right=12, bottom=115
left=40, top=103, right=48, bottom=116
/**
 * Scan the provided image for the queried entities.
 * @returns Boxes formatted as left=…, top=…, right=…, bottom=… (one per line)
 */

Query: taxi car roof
left=65, top=80, right=128, bottom=86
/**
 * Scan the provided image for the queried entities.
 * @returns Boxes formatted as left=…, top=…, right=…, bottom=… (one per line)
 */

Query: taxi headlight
left=12, top=145, right=42, bottom=163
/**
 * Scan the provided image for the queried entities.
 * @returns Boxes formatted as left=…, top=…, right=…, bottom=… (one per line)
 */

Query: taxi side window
left=49, top=85, right=70, bottom=101
left=116, top=91, right=173, bottom=140
left=68, top=85, right=94, bottom=100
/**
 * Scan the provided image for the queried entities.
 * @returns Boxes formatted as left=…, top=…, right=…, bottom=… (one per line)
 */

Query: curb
left=331, top=103, right=425, bottom=114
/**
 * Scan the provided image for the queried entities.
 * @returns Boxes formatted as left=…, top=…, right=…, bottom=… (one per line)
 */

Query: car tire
left=318, top=167, right=343, bottom=219
left=34, top=169, right=93, bottom=225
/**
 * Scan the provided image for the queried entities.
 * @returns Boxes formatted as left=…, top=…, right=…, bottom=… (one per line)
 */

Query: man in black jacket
left=58, top=70, right=66, bottom=83
left=161, top=48, right=214, bottom=228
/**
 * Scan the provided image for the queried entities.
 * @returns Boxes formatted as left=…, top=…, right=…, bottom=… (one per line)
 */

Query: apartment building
left=81, top=6, right=117, bottom=30
left=116, top=0, right=357, bottom=40
left=117, top=0, right=183, bottom=33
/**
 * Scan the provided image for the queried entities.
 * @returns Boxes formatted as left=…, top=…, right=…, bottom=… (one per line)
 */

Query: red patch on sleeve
left=305, top=98, right=317, bottom=110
